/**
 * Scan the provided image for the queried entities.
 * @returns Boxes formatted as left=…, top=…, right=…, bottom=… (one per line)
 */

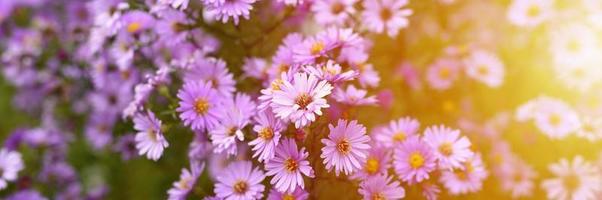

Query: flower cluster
left=1, top=0, right=602, bottom=199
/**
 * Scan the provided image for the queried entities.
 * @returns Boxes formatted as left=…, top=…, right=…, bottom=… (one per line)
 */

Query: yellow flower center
left=194, top=98, right=210, bottom=115
left=337, top=140, right=351, bottom=154
left=393, top=132, right=406, bottom=142
left=527, top=5, right=541, bottom=17
left=259, top=127, right=274, bottom=139
left=548, top=113, right=561, bottom=126
left=439, top=67, right=451, bottom=79
left=283, top=194, right=296, bottom=200
left=148, top=129, right=158, bottom=142
left=127, top=22, right=142, bottom=33
left=331, top=2, right=345, bottom=14
left=477, top=65, right=489, bottom=75
left=372, top=193, right=385, bottom=200
left=380, top=8, right=392, bottom=21
left=409, top=152, right=425, bottom=169
left=178, top=177, right=192, bottom=189
left=439, top=142, right=453, bottom=156
left=310, top=42, right=325, bottom=55
left=365, top=157, right=380, bottom=174
left=271, top=79, right=283, bottom=90
left=284, top=158, right=299, bottom=172
left=233, top=181, right=248, bottom=194
left=295, top=93, right=312, bottom=109
left=563, top=174, right=580, bottom=192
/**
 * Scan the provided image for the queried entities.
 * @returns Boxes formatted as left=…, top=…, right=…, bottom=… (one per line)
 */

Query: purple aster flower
left=303, top=60, right=358, bottom=84
left=210, top=93, right=256, bottom=156
left=266, top=138, right=314, bottom=193
left=176, top=80, right=223, bottom=131
left=118, top=10, right=156, bottom=36
left=332, top=85, right=378, bottom=106
left=214, top=161, right=266, bottom=200
left=423, top=125, right=474, bottom=170
left=133, top=110, right=169, bottom=161
left=113, top=134, right=139, bottom=161
left=374, top=117, right=420, bottom=147
left=0, top=148, right=24, bottom=190
left=167, top=161, right=204, bottom=200
left=354, top=63, right=381, bottom=88
left=440, top=154, right=488, bottom=195
left=358, top=174, right=406, bottom=200
left=7, top=189, right=47, bottom=200
left=311, top=0, right=357, bottom=26
left=426, top=57, right=461, bottom=90
left=362, top=0, right=412, bottom=37
left=293, top=34, right=338, bottom=64
left=184, top=57, right=235, bottom=97
left=271, top=34, right=304, bottom=81
left=271, top=72, right=333, bottom=128
left=203, top=0, right=257, bottom=25
left=393, top=136, right=437, bottom=184
left=249, top=108, right=286, bottom=163
left=84, top=112, right=116, bottom=150
left=267, top=187, right=310, bottom=200
left=350, top=145, right=390, bottom=180
left=155, top=8, right=190, bottom=46
left=321, top=119, right=371, bottom=176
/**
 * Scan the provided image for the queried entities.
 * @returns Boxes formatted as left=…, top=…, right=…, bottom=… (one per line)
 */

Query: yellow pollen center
left=567, top=40, right=581, bottom=52
left=563, top=174, right=580, bottom=192
left=393, top=132, right=406, bottom=142
left=439, top=142, right=453, bottom=156
left=194, top=98, right=210, bottom=115
left=331, top=2, right=345, bottom=14
left=337, top=140, right=351, bottom=154
left=178, top=177, right=191, bottom=189
left=365, top=157, right=380, bottom=174
left=409, top=152, right=425, bottom=169
left=283, top=194, right=296, bottom=200
left=271, top=79, right=283, bottom=90
left=372, top=193, right=385, bottom=200
left=527, top=5, right=540, bottom=17
left=310, top=42, right=325, bottom=55
left=148, top=129, right=158, bottom=142
left=127, top=22, right=142, bottom=33
left=439, top=67, right=451, bottom=79
left=477, top=65, right=489, bottom=75
left=380, top=8, right=392, bottom=21
left=259, top=127, right=274, bottom=139
left=284, top=158, right=298, bottom=172
left=295, top=93, right=312, bottom=109
left=548, top=114, right=561, bottom=126
left=233, top=181, right=248, bottom=194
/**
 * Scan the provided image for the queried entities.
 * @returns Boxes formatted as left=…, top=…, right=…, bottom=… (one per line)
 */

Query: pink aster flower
left=440, top=154, right=488, bottom=195
left=0, top=148, right=24, bottom=190
left=210, top=93, right=256, bottom=156
left=133, top=110, right=169, bottom=161
left=463, top=49, right=505, bottom=88
left=249, top=108, right=286, bottom=163
left=420, top=182, right=441, bottom=200
left=265, top=138, right=314, bottom=193
left=532, top=98, right=581, bottom=139
left=358, top=174, right=406, bottom=200
left=176, top=80, right=223, bottom=131
left=350, top=145, right=390, bottom=180
left=267, top=187, right=309, bottom=200
left=303, top=60, right=358, bottom=84
left=507, top=0, right=553, bottom=27
left=362, top=0, right=413, bottom=37
left=243, top=57, right=270, bottom=81
left=167, top=161, right=204, bottom=200
left=393, top=136, right=437, bottom=184
left=374, top=117, right=420, bottom=147
left=498, top=158, right=537, bottom=198
left=541, top=156, right=601, bottom=200
left=332, top=85, right=377, bottom=106
left=159, top=0, right=190, bottom=10
left=321, top=119, right=371, bottom=176
left=423, top=125, right=474, bottom=170
left=311, top=0, right=357, bottom=26
left=271, top=72, right=333, bottom=128
left=426, top=57, right=461, bottom=90
left=204, top=0, right=256, bottom=25
left=214, top=161, right=266, bottom=200
left=184, top=57, right=235, bottom=97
